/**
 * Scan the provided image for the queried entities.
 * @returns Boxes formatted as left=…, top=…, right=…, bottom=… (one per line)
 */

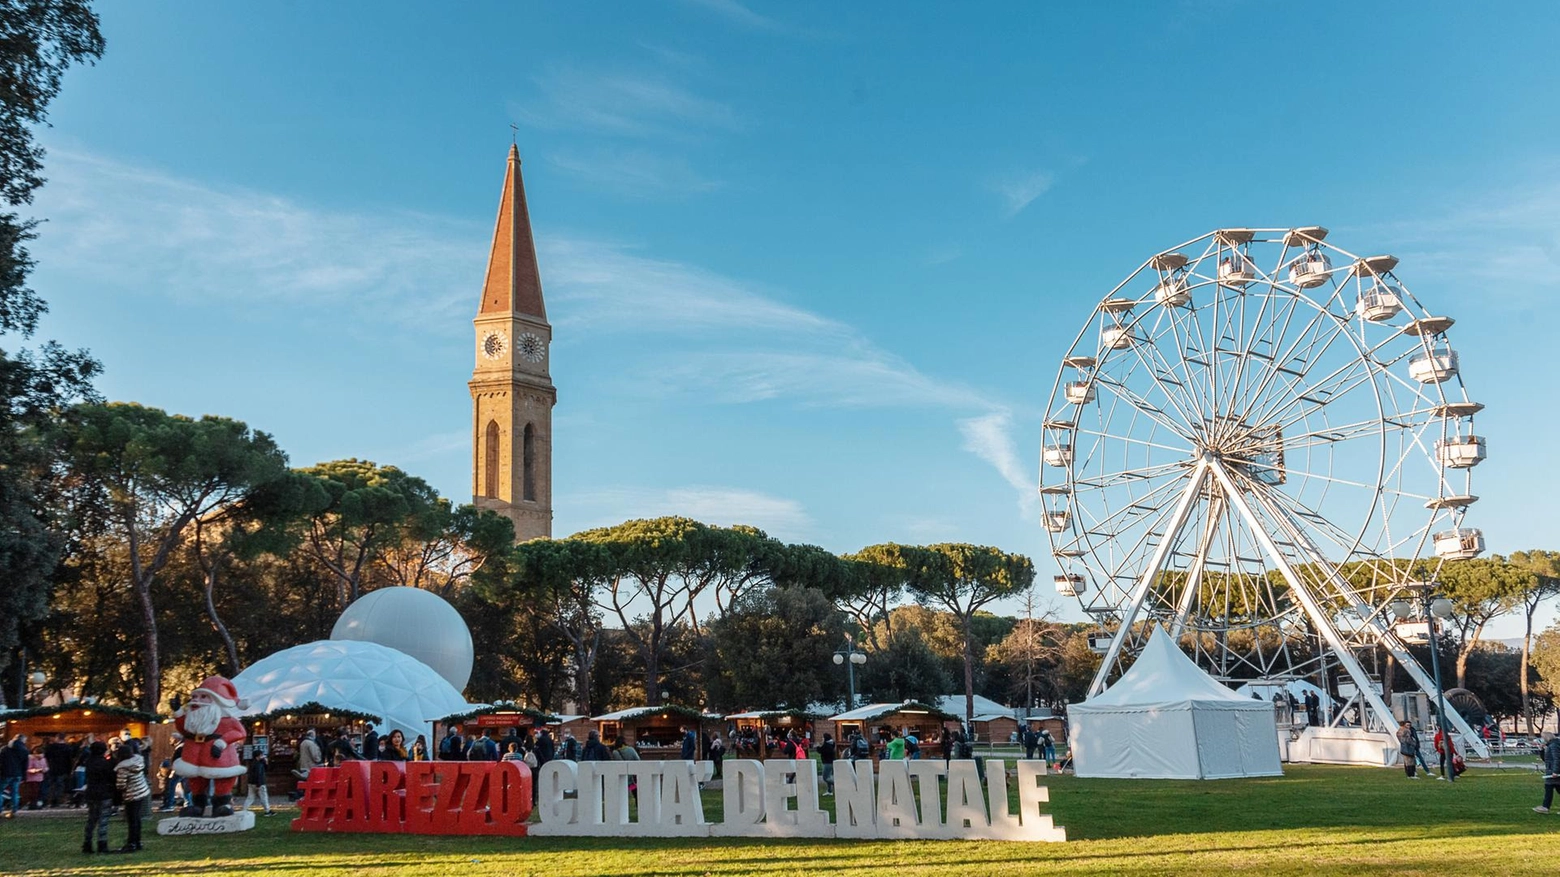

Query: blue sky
left=26, top=1, right=1560, bottom=635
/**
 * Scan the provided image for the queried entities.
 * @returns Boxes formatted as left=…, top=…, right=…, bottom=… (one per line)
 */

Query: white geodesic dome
left=233, top=639, right=474, bottom=740
left=330, top=586, right=474, bottom=691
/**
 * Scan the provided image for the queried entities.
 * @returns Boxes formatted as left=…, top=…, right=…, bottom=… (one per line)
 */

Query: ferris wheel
left=1039, top=227, right=1488, bottom=747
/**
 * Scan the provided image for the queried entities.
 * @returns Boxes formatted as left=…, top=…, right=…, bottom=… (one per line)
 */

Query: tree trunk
left=645, top=654, right=660, bottom=706
left=203, top=564, right=240, bottom=676
left=962, top=614, right=975, bottom=728
left=134, top=578, right=159, bottom=713
left=573, top=630, right=598, bottom=716
left=1522, top=608, right=1536, bottom=736
left=126, top=523, right=161, bottom=714
left=646, top=613, right=663, bottom=706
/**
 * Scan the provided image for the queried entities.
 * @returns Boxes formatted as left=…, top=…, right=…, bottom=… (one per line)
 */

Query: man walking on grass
left=1535, top=731, right=1560, bottom=814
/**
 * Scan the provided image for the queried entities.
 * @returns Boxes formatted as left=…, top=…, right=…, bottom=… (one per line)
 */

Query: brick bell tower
left=469, top=144, right=554, bottom=541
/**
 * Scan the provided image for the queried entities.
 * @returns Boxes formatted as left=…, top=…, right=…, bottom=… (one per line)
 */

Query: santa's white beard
left=183, top=701, right=221, bottom=736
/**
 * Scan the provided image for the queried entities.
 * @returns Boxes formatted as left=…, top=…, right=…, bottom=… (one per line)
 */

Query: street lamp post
left=1396, top=581, right=1456, bottom=783
left=833, top=636, right=867, bottom=711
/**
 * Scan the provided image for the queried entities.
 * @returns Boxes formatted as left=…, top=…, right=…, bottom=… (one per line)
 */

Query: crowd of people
left=0, top=730, right=163, bottom=854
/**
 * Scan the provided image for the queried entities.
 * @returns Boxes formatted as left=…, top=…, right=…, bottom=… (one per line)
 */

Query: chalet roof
left=591, top=705, right=721, bottom=723
left=826, top=700, right=958, bottom=723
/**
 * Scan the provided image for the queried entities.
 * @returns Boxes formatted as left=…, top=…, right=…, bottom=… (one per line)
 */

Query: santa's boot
left=180, top=794, right=207, bottom=818
left=211, top=795, right=235, bottom=817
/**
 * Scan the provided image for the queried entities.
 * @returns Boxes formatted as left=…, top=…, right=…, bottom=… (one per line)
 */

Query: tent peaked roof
left=1085, top=627, right=1257, bottom=708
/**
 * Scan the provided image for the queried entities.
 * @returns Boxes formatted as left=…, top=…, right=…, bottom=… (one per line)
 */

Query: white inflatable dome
left=330, top=586, right=474, bottom=691
left=233, top=640, right=473, bottom=740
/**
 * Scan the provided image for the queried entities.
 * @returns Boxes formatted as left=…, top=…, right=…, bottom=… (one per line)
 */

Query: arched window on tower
left=484, top=420, right=500, bottom=499
left=523, top=423, right=537, bottom=502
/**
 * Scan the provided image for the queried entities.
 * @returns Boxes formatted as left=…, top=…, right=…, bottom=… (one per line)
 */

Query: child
left=242, top=748, right=273, bottom=816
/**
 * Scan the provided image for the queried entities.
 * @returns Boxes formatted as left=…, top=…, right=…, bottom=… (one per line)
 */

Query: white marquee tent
left=1068, top=628, right=1282, bottom=779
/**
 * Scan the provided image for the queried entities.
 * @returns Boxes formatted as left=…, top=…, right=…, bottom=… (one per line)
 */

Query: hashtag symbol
left=291, top=768, right=339, bottom=831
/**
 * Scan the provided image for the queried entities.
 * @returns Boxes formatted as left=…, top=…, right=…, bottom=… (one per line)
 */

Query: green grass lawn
left=2, top=766, right=1556, bottom=876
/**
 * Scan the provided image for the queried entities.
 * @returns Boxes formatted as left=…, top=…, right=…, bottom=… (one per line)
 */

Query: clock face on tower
left=518, top=332, right=546, bottom=363
left=481, top=331, right=507, bottom=359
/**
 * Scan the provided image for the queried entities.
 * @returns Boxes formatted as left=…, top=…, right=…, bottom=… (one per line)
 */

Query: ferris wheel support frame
left=1168, top=492, right=1224, bottom=640
left=1248, top=485, right=1489, bottom=757
left=1086, top=459, right=1209, bottom=697
left=1205, top=458, right=1401, bottom=734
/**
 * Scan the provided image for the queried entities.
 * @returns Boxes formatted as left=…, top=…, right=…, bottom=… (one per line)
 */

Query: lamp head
left=850, top=652, right=867, bottom=665
left=833, top=654, right=844, bottom=665
left=1430, top=597, right=1455, bottom=620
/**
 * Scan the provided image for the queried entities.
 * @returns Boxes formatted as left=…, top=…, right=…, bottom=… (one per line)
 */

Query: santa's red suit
left=172, top=676, right=249, bottom=817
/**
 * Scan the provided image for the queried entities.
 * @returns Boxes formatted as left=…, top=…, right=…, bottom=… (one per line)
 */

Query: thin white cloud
left=958, top=410, right=1038, bottom=518
left=32, top=149, right=478, bottom=330
left=543, top=237, right=846, bottom=337
left=518, top=67, right=740, bottom=139
left=636, top=42, right=704, bottom=70
left=565, top=485, right=812, bottom=540
left=925, top=243, right=964, bottom=266
left=1366, top=176, right=1560, bottom=308
left=376, top=430, right=469, bottom=467
left=680, top=0, right=786, bottom=31
left=548, top=149, right=723, bottom=198
left=31, top=146, right=1031, bottom=517
left=992, top=169, right=1054, bottom=218
left=652, top=349, right=994, bottom=410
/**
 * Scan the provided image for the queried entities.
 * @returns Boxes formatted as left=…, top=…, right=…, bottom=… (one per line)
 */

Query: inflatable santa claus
left=172, top=675, right=250, bottom=817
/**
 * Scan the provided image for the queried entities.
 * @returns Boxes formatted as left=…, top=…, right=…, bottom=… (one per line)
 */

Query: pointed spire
left=478, top=144, right=546, bottom=319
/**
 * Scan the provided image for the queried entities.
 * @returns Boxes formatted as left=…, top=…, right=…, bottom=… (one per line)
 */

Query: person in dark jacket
left=1535, top=731, right=1560, bottom=813
left=159, top=736, right=189, bottom=811
left=680, top=727, right=697, bottom=761
left=43, top=734, right=75, bottom=807
left=818, top=734, right=837, bottom=795
left=438, top=726, right=465, bottom=761
left=379, top=730, right=409, bottom=761
left=81, top=741, right=114, bottom=853
left=325, top=729, right=357, bottom=766
left=1, top=734, right=28, bottom=817
left=580, top=731, right=610, bottom=761
left=533, top=729, right=556, bottom=767
left=241, top=747, right=273, bottom=815
left=1396, top=721, right=1422, bottom=779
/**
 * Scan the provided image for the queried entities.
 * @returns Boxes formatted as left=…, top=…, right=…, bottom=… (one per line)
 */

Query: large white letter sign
left=874, top=760, right=920, bottom=839
left=536, top=761, right=576, bottom=826
left=906, top=761, right=950, bottom=838
left=831, top=760, right=876, bottom=839
left=710, top=759, right=764, bottom=837
left=527, top=759, right=1065, bottom=842
left=757, top=759, right=832, bottom=838
left=945, top=760, right=987, bottom=832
